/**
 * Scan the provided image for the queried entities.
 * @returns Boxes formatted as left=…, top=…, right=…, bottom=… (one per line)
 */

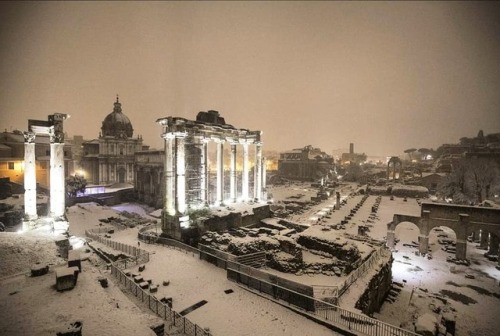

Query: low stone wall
left=354, top=255, right=393, bottom=316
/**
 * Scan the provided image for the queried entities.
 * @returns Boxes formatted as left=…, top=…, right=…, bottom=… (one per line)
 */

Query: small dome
left=101, top=96, right=133, bottom=138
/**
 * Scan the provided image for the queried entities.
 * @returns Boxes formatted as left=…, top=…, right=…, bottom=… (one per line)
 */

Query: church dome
left=101, top=96, right=133, bottom=138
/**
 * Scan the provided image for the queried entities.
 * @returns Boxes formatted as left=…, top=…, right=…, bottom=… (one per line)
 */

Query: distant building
left=81, top=96, right=148, bottom=185
left=340, top=143, right=367, bottom=166
left=134, top=150, right=164, bottom=208
left=278, top=145, right=334, bottom=181
left=419, top=173, right=445, bottom=194
left=0, top=130, right=74, bottom=189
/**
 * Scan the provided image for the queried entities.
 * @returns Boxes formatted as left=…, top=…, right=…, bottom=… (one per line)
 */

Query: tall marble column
left=241, top=143, right=249, bottom=201
left=230, top=143, right=237, bottom=203
left=254, top=143, right=262, bottom=201
left=175, top=136, right=186, bottom=214
left=49, top=137, right=65, bottom=217
left=216, top=140, right=224, bottom=205
left=164, top=135, right=175, bottom=216
left=23, top=132, right=37, bottom=221
left=200, top=139, right=209, bottom=206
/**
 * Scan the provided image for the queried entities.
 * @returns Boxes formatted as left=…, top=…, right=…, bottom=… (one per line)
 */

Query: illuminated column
left=456, top=214, right=469, bottom=260
left=254, top=143, right=262, bottom=201
left=23, top=132, right=37, bottom=221
left=200, top=139, right=209, bottom=206
left=216, top=140, right=224, bottom=205
left=164, top=134, right=175, bottom=216
left=230, top=143, right=237, bottom=203
left=242, top=143, right=249, bottom=201
left=175, top=136, right=186, bottom=214
left=49, top=139, right=65, bottom=217
left=261, top=157, right=267, bottom=201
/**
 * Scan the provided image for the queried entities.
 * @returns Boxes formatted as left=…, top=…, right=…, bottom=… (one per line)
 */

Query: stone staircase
left=235, top=251, right=266, bottom=268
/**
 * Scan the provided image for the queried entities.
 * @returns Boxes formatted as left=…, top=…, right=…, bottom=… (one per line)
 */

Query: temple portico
left=23, top=113, right=70, bottom=233
left=157, top=111, right=266, bottom=239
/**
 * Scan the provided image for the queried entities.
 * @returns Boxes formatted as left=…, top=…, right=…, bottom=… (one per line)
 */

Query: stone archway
left=387, top=156, right=403, bottom=181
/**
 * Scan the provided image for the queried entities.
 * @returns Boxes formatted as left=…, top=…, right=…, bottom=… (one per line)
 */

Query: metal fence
left=229, top=268, right=419, bottom=336
left=111, top=264, right=211, bottom=336
left=134, top=229, right=417, bottom=336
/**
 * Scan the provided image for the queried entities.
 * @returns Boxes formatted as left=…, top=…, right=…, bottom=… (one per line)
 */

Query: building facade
left=278, top=145, right=334, bottom=181
left=81, top=96, right=146, bottom=185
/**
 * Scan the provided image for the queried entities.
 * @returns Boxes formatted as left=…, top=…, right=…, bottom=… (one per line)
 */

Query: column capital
left=23, top=131, right=36, bottom=143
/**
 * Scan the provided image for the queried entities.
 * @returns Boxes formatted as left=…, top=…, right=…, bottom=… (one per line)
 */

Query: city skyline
left=1, top=1, right=499, bottom=157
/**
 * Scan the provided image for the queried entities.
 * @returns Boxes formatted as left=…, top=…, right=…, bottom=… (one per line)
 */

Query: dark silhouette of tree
left=66, top=174, right=87, bottom=198
left=438, top=158, right=499, bottom=204
left=404, top=148, right=417, bottom=161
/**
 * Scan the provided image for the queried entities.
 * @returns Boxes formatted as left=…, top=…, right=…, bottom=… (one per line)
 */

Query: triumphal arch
left=23, top=113, right=69, bottom=233
left=157, top=110, right=266, bottom=240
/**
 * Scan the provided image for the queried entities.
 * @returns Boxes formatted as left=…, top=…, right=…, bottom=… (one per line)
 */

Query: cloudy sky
left=1, top=1, right=499, bottom=156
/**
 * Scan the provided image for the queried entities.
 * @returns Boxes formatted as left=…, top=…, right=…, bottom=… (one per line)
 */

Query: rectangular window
left=8, top=162, right=15, bottom=170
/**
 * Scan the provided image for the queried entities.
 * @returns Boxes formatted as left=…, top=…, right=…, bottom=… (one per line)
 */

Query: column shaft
left=216, top=141, right=224, bottom=205
left=230, top=144, right=237, bottom=203
left=242, top=143, right=249, bottom=201
left=200, top=140, right=208, bottom=206
left=50, top=143, right=65, bottom=217
left=176, top=137, right=186, bottom=214
left=24, top=141, right=37, bottom=220
left=254, top=144, right=262, bottom=201
left=164, top=136, right=175, bottom=216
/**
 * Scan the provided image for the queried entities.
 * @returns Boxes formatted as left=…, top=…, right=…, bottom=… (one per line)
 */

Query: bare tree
left=438, top=158, right=499, bottom=204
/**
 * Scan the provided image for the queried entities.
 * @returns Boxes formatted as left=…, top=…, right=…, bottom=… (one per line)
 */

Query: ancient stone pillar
left=23, top=132, right=37, bottom=222
left=200, top=139, right=209, bottom=206
left=216, top=140, right=224, bottom=205
left=418, top=210, right=430, bottom=255
left=456, top=214, right=469, bottom=260
left=49, top=139, right=65, bottom=218
left=254, top=143, right=262, bottom=201
left=386, top=229, right=395, bottom=249
left=488, top=234, right=499, bottom=255
left=480, top=230, right=489, bottom=249
left=262, top=157, right=267, bottom=201
left=230, top=143, right=237, bottom=203
left=336, top=192, right=340, bottom=210
left=175, top=136, right=186, bottom=214
left=164, top=135, right=175, bottom=216
left=242, top=143, right=249, bottom=201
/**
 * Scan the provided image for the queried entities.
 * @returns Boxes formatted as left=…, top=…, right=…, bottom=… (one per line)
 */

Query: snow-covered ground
left=1, top=184, right=499, bottom=336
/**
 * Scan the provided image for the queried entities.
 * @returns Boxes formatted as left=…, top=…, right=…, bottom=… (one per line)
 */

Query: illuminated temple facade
left=157, top=110, right=266, bottom=238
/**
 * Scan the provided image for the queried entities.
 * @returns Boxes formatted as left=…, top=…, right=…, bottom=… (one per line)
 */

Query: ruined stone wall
left=354, top=255, right=393, bottom=316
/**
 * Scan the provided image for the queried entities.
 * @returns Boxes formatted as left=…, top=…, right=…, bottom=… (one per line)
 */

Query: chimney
left=349, top=143, right=354, bottom=154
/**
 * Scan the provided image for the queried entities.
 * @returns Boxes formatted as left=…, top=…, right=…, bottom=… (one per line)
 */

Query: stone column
left=336, top=192, right=340, bottom=210
left=488, top=234, right=499, bottom=255
left=49, top=141, right=65, bottom=218
left=216, top=140, right=224, bottom=205
left=230, top=143, right=237, bottom=203
left=456, top=214, right=469, bottom=260
left=175, top=136, right=186, bottom=214
left=242, top=143, right=249, bottom=201
left=262, top=157, right=267, bottom=201
left=23, top=132, right=37, bottom=222
left=418, top=210, right=430, bottom=255
left=254, top=143, right=262, bottom=201
left=164, top=135, right=175, bottom=216
left=480, top=230, right=489, bottom=249
left=386, top=229, right=395, bottom=249
left=200, top=139, right=209, bottom=206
